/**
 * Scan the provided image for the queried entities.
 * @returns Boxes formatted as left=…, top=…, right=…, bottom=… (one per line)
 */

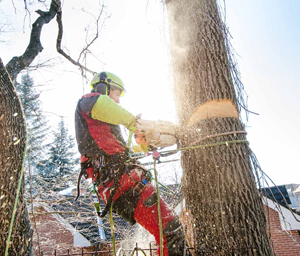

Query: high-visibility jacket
left=75, top=92, right=136, bottom=157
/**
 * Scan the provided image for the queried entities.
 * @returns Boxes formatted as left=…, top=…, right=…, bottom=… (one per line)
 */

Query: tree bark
left=166, top=0, right=273, bottom=255
left=0, top=59, right=32, bottom=255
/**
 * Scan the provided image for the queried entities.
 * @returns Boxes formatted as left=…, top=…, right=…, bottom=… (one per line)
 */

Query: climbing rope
left=157, top=139, right=249, bottom=156
left=109, top=202, right=116, bottom=256
left=153, top=158, right=164, bottom=256
left=143, top=158, right=180, bottom=166
left=142, top=139, right=249, bottom=166
left=188, top=131, right=247, bottom=147
left=5, top=137, right=27, bottom=256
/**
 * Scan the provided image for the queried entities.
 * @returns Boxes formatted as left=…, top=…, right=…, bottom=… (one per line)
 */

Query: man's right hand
left=134, top=133, right=149, bottom=146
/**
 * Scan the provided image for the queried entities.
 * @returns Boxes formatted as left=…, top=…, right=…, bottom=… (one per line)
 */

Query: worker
left=75, top=71, right=190, bottom=256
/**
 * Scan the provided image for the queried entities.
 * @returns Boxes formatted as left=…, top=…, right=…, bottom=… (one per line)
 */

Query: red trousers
left=83, top=159, right=186, bottom=256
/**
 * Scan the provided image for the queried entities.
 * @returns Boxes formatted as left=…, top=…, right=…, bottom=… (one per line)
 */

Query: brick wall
left=31, top=206, right=81, bottom=255
left=264, top=205, right=300, bottom=256
left=30, top=207, right=119, bottom=255
left=179, top=205, right=300, bottom=256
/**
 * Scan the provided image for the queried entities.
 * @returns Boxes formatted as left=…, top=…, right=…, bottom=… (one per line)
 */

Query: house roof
left=159, top=183, right=182, bottom=207
left=260, top=185, right=291, bottom=207
left=36, top=183, right=181, bottom=245
left=39, top=193, right=134, bottom=244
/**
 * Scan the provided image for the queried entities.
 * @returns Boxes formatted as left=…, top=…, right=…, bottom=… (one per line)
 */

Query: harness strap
left=99, top=169, right=123, bottom=218
left=77, top=154, right=150, bottom=219
left=75, top=159, right=93, bottom=201
left=76, top=155, right=119, bottom=201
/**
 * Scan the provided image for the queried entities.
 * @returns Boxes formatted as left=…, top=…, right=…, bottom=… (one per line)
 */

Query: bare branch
left=22, top=0, right=32, bottom=28
left=55, top=8, right=96, bottom=76
left=77, top=5, right=106, bottom=64
left=11, top=0, right=17, bottom=14
left=26, top=58, right=57, bottom=71
left=5, top=0, right=61, bottom=81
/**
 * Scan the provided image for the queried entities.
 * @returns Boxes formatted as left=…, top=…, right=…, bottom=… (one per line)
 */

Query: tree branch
left=56, top=8, right=96, bottom=76
left=5, top=0, right=61, bottom=81
left=77, top=5, right=105, bottom=64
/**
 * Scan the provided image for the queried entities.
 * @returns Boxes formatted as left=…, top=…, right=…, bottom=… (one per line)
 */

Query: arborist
left=75, top=71, right=190, bottom=256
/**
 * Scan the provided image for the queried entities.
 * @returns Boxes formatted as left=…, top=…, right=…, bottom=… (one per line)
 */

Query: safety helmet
left=90, top=71, right=125, bottom=97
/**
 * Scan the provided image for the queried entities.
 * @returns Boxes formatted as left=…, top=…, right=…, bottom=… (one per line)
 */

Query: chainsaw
left=133, top=119, right=178, bottom=153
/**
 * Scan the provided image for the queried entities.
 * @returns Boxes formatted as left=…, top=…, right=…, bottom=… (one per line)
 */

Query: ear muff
left=99, top=72, right=110, bottom=95
left=94, top=82, right=110, bottom=95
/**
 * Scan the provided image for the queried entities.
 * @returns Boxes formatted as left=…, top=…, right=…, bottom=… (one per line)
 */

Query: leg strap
left=98, top=167, right=149, bottom=222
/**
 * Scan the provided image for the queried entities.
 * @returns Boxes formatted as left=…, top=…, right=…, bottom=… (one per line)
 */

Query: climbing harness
left=75, top=154, right=130, bottom=201
left=76, top=153, right=153, bottom=222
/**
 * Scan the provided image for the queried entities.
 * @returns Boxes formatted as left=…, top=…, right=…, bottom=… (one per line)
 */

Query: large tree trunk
left=0, top=2, right=61, bottom=253
left=166, top=0, right=273, bottom=255
left=0, top=59, right=32, bottom=255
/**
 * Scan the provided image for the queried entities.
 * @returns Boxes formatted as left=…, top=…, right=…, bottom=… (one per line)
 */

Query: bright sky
left=1, top=0, right=300, bottom=186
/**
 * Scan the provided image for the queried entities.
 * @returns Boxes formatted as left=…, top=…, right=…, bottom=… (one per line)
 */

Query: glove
left=135, top=133, right=149, bottom=146
left=134, top=133, right=150, bottom=153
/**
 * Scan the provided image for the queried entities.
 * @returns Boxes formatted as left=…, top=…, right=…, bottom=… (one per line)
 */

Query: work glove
left=134, top=133, right=150, bottom=153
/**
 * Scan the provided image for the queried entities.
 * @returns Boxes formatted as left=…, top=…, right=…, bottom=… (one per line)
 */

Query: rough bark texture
left=166, top=0, right=273, bottom=255
left=0, top=59, right=32, bottom=255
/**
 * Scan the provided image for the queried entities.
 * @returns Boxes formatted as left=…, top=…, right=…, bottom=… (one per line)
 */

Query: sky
left=1, top=0, right=300, bottom=186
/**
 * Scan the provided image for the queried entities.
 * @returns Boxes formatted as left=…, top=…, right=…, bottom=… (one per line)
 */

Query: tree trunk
left=166, top=0, right=273, bottom=255
left=0, top=2, right=60, bottom=254
left=0, top=59, right=32, bottom=255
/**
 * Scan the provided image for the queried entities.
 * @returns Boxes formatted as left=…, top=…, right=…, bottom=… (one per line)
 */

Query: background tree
left=166, top=0, right=273, bottom=255
left=49, top=117, right=78, bottom=177
left=16, top=72, right=49, bottom=170
left=37, top=117, right=79, bottom=191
